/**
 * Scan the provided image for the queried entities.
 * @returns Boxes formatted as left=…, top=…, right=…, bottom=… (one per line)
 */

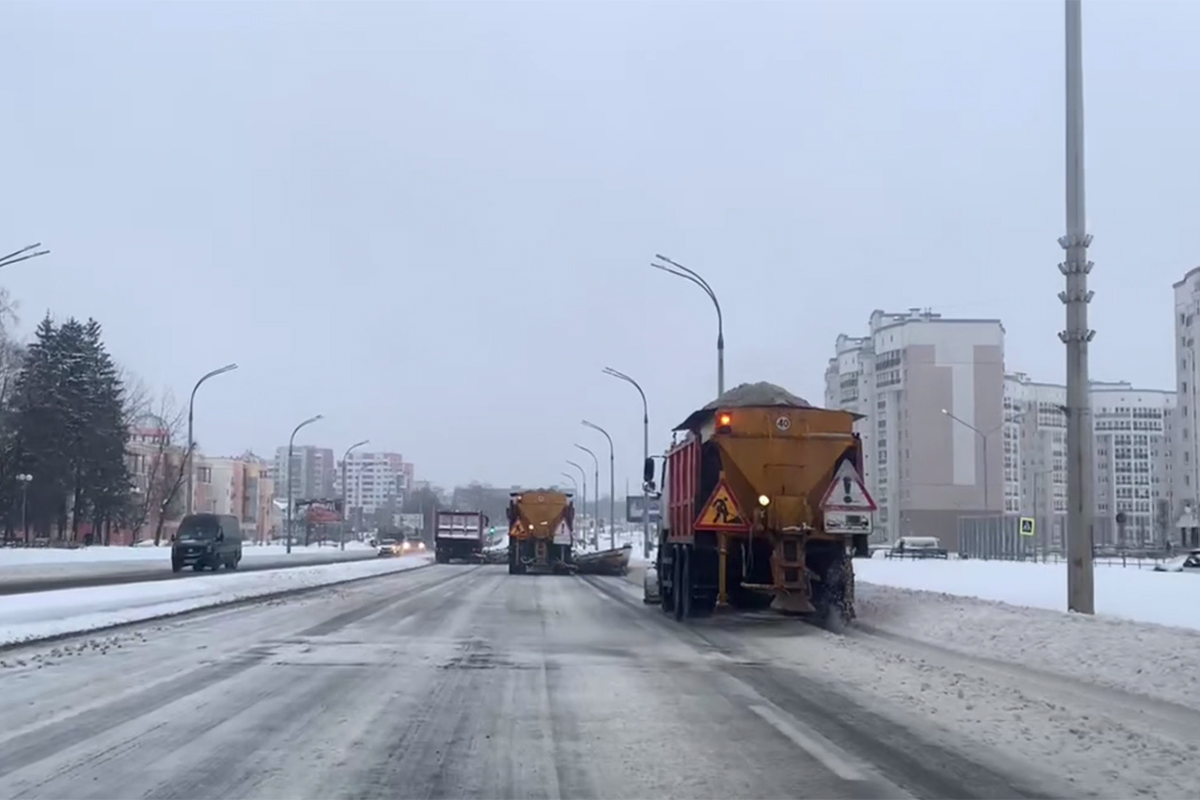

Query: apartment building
left=272, top=445, right=336, bottom=502
left=193, top=451, right=278, bottom=542
left=824, top=309, right=1006, bottom=547
left=334, top=451, right=412, bottom=518
left=1002, top=373, right=1175, bottom=550
left=1174, top=267, right=1200, bottom=539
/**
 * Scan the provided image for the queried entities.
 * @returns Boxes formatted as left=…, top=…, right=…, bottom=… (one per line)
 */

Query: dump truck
left=648, top=382, right=874, bottom=627
left=435, top=510, right=488, bottom=563
left=507, top=489, right=575, bottom=574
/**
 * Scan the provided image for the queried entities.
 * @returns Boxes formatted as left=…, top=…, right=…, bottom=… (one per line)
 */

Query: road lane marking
left=749, top=703, right=865, bottom=782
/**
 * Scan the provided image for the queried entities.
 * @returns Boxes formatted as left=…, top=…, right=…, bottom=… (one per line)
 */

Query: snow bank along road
left=7, top=566, right=1159, bottom=800
left=0, top=545, right=381, bottom=596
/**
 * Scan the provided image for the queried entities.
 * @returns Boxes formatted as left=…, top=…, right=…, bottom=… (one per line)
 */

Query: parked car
left=885, top=536, right=949, bottom=560
left=1154, top=549, right=1200, bottom=572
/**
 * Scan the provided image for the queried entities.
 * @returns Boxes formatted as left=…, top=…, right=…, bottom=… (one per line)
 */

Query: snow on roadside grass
left=0, top=554, right=433, bottom=648
left=0, top=541, right=374, bottom=567
left=855, top=557, right=1200, bottom=631
left=854, top=581, right=1200, bottom=713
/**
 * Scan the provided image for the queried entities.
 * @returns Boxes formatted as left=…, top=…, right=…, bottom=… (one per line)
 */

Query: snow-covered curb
left=0, top=541, right=375, bottom=567
left=854, top=557, right=1200, bottom=631
left=0, top=554, right=434, bottom=649
left=855, top=580, right=1200, bottom=713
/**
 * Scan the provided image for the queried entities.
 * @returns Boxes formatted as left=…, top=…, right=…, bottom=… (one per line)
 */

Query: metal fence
left=957, top=515, right=1040, bottom=561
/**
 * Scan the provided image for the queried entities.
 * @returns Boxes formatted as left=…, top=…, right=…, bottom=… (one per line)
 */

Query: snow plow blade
left=574, top=544, right=632, bottom=576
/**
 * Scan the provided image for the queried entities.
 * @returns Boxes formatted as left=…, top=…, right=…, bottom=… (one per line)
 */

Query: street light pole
left=652, top=254, right=724, bottom=397
left=574, top=444, right=600, bottom=547
left=286, top=414, right=324, bottom=555
left=185, top=363, right=238, bottom=516
left=560, top=472, right=578, bottom=498
left=582, top=420, right=616, bottom=550
left=566, top=460, right=587, bottom=541
left=341, top=439, right=369, bottom=551
left=16, top=473, right=32, bottom=543
left=1061, top=0, right=1096, bottom=615
left=603, top=367, right=651, bottom=559
left=940, top=409, right=1001, bottom=512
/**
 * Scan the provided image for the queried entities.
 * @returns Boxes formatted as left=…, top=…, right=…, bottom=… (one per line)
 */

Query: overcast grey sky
left=3, top=1, right=1198, bottom=490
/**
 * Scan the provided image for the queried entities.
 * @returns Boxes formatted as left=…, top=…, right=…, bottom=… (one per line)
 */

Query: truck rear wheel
left=811, top=550, right=854, bottom=631
left=658, top=550, right=675, bottom=614
left=674, top=546, right=692, bottom=621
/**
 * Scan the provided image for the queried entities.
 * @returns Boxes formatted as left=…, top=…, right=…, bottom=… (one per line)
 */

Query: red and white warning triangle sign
left=820, top=460, right=877, bottom=512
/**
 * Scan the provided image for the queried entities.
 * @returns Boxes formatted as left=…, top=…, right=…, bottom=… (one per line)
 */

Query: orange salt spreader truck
left=506, top=488, right=575, bottom=575
left=647, top=382, right=875, bottom=628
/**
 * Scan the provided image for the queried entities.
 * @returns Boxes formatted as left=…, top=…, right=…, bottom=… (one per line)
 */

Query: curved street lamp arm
left=654, top=254, right=716, bottom=299
left=651, top=263, right=717, bottom=308
left=291, top=414, right=325, bottom=442
left=581, top=420, right=614, bottom=450
left=0, top=243, right=50, bottom=269
left=602, top=367, right=648, bottom=416
left=941, top=408, right=983, bottom=438
left=651, top=259, right=724, bottom=339
left=342, top=439, right=370, bottom=460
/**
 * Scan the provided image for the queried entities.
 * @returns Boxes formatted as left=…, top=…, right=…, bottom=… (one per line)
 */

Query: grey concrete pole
left=286, top=414, right=324, bottom=555
left=1060, top=0, right=1096, bottom=614
left=184, top=363, right=238, bottom=515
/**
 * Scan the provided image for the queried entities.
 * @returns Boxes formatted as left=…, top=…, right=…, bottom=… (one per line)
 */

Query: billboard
left=626, top=495, right=662, bottom=523
left=398, top=513, right=425, bottom=532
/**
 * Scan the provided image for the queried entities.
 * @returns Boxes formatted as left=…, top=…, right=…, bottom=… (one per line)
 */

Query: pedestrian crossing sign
left=1019, top=517, right=1035, bottom=537
left=694, top=476, right=750, bottom=532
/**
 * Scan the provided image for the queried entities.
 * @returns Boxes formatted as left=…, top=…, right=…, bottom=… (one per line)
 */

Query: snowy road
left=0, top=565, right=1112, bottom=799
left=0, top=549, right=379, bottom=595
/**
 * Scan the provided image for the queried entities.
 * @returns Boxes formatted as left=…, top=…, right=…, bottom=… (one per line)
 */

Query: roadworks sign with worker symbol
left=694, top=477, right=750, bottom=532
left=1019, top=517, right=1036, bottom=536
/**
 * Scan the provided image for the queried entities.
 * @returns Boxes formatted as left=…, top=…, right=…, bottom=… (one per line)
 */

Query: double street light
left=652, top=254, right=724, bottom=398
left=286, top=414, right=324, bottom=554
left=341, top=439, right=369, bottom=551
left=185, top=363, right=239, bottom=515
left=603, top=367, right=651, bottom=558
left=0, top=243, right=49, bottom=270
left=581, top=420, right=615, bottom=550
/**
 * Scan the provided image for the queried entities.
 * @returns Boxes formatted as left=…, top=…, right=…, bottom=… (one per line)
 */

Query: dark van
left=171, top=513, right=243, bottom=573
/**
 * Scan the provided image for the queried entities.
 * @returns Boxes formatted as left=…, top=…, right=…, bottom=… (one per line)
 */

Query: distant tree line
left=0, top=306, right=133, bottom=543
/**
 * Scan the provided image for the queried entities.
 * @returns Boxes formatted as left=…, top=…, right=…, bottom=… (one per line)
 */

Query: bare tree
left=0, top=288, right=22, bottom=406
left=118, top=365, right=152, bottom=430
left=127, top=390, right=189, bottom=545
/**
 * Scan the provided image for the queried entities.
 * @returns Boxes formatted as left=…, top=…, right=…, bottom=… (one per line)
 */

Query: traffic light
left=489, top=526, right=496, bottom=535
